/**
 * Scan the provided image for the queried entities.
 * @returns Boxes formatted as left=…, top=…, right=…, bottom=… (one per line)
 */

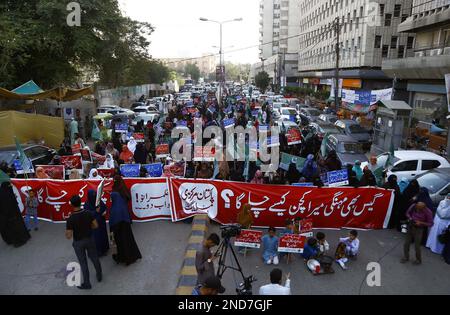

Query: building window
left=401, top=14, right=408, bottom=22
left=407, top=36, right=415, bottom=49
left=379, top=4, right=385, bottom=16
left=385, top=14, right=392, bottom=27
left=391, top=36, right=398, bottom=49
left=382, top=45, right=389, bottom=58
left=394, top=4, right=401, bottom=17
left=398, top=45, right=405, bottom=58
left=374, top=35, right=382, bottom=49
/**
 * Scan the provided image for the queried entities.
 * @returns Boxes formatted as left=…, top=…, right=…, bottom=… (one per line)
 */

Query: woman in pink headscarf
left=251, top=170, right=264, bottom=184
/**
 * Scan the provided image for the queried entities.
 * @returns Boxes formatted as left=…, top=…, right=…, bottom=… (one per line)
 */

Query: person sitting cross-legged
left=261, top=227, right=279, bottom=265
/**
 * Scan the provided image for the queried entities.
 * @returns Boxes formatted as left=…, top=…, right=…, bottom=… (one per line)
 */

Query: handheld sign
left=71, top=143, right=82, bottom=155
left=299, top=218, right=314, bottom=237
left=143, top=163, right=163, bottom=177
left=97, top=168, right=115, bottom=178
left=223, top=118, right=235, bottom=129
left=133, top=133, right=145, bottom=143
left=80, top=148, right=92, bottom=162
left=36, top=165, right=65, bottom=180
left=286, top=127, right=302, bottom=145
left=155, top=144, right=170, bottom=158
left=234, top=230, right=263, bottom=249
left=278, top=234, right=306, bottom=254
left=13, top=159, right=35, bottom=175
left=327, top=169, right=349, bottom=187
left=60, top=155, right=82, bottom=170
left=292, top=182, right=314, bottom=187
left=115, top=123, right=128, bottom=133
left=120, top=164, right=141, bottom=178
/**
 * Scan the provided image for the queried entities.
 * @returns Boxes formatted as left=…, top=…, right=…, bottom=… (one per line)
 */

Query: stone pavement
left=208, top=223, right=450, bottom=295
left=0, top=220, right=192, bottom=295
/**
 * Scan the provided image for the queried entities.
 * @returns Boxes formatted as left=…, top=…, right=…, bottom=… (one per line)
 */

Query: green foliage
left=184, top=63, right=200, bottom=82
left=0, top=0, right=154, bottom=89
left=255, top=71, right=271, bottom=93
left=225, top=62, right=250, bottom=82
left=122, top=58, right=170, bottom=86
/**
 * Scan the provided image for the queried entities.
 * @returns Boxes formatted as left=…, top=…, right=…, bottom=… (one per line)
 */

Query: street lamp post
left=200, top=17, right=243, bottom=107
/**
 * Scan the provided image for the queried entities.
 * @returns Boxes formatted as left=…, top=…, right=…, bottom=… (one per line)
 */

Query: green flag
left=320, top=133, right=330, bottom=157
left=0, top=169, right=10, bottom=184
left=14, top=137, right=32, bottom=173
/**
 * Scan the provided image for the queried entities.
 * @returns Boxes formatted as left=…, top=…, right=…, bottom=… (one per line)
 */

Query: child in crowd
left=302, top=238, right=319, bottom=261
left=262, top=227, right=279, bottom=265
left=25, top=189, right=39, bottom=231
left=316, top=232, right=330, bottom=256
left=335, top=230, right=360, bottom=270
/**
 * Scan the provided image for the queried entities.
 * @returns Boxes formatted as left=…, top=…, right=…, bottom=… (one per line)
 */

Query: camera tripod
left=214, top=236, right=255, bottom=295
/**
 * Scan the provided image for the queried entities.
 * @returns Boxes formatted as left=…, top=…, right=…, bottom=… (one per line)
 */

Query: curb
left=175, top=214, right=209, bottom=295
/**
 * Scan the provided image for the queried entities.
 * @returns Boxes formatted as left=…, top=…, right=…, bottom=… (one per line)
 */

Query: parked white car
left=362, top=150, right=450, bottom=181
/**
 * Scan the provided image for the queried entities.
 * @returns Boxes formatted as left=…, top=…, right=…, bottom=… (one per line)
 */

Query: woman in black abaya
left=0, top=182, right=31, bottom=247
left=109, top=176, right=142, bottom=265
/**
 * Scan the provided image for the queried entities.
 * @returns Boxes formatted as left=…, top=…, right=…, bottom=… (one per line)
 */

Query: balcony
left=382, top=44, right=450, bottom=79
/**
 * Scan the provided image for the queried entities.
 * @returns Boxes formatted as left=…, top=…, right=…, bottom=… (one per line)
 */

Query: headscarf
left=403, top=179, right=420, bottom=203
left=89, top=168, right=103, bottom=180
left=127, top=137, right=137, bottom=154
left=301, top=154, right=318, bottom=180
left=102, top=153, right=115, bottom=169
left=437, top=194, right=450, bottom=219
left=236, top=204, right=253, bottom=228
left=109, top=191, right=131, bottom=227
left=416, top=187, right=434, bottom=211
left=36, top=167, right=49, bottom=179
left=251, top=170, right=264, bottom=184
left=398, top=177, right=409, bottom=193
left=119, top=145, right=134, bottom=163
left=352, top=160, right=363, bottom=181
left=83, top=190, right=106, bottom=217
left=133, top=143, right=147, bottom=164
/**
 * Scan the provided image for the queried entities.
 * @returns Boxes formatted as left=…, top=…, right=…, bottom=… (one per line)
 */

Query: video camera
left=220, top=224, right=241, bottom=239
left=237, top=275, right=257, bottom=296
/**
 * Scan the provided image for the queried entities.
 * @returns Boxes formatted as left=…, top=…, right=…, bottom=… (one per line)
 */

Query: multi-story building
left=298, top=0, right=414, bottom=93
left=382, top=0, right=450, bottom=123
left=161, top=54, right=217, bottom=77
left=253, top=0, right=300, bottom=86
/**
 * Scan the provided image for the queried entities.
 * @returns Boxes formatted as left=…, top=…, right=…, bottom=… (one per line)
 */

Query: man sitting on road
left=261, top=227, right=279, bottom=265
left=259, top=268, right=291, bottom=295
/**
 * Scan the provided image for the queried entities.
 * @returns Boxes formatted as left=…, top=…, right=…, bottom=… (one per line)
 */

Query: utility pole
left=334, top=17, right=340, bottom=112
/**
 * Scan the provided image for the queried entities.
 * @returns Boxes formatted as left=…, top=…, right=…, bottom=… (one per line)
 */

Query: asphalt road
left=208, top=223, right=450, bottom=295
left=0, top=220, right=192, bottom=295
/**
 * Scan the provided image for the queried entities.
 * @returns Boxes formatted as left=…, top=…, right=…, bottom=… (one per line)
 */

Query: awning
left=12, top=80, right=44, bottom=94
left=0, top=86, right=94, bottom=101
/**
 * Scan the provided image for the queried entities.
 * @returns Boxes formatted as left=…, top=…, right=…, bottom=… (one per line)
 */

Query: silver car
left=415, top=168, right=450, bottom=207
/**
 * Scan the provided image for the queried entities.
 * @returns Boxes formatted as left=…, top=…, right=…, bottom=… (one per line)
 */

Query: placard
left=193, top=146, right=215, bottom=162
left=97, top=168, right=115, bottom=178
left=278, top=234, right=306, bottom=254
left=36, top=165, right=65, bottom=180
left=115, top=123, right=128, bottom=133
left=120, top=164, right=141, bottom=178
left=60, top=155, right=82, bottom=171
left=71, top=143, right=81, bottom=155
left=223, top=118, right=235, bottom=129
left=143, top=163, right=163, bottom=178
left=156, top=144, right=170, bottom=158
left=327, top=169, right=349, bottom=187
left=133, top=133, right=145, bottom=143
left=299, top=218, right=314, bottom=237
left=234, top=230, right=263, bottom=248
left=13, top=159, right=35, bottom=175
left=286, top=127, right=302, bottom=145
left=80, top=148, right=92, bottom=162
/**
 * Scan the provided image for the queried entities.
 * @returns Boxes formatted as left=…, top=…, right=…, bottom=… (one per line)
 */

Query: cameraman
left=401, top=202, right=433, bottom=265
left=195, top=233, right=220, bottom=285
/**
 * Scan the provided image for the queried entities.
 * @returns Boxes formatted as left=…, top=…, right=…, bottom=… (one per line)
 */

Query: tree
left=122, top=58, right=170, bottom=86
left=225, top=62, right=250, bottom=82
left=0, top=0, right=153, bottom=89
left=255, top=71, right=271, bottom=93
left=184, top=63, right=200, bottom=82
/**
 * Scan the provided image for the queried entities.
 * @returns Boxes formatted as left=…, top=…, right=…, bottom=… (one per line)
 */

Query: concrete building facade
left=161, top=54, right=218, bottom=76
left=254, top=0, right=301, bottom=85
left=382, top=0, right=450, bottom=123
left=297, top=0, right=415, bottom=92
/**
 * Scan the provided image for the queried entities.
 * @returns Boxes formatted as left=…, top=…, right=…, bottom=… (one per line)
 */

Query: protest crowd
left=1, top=85, right=450, bottom=294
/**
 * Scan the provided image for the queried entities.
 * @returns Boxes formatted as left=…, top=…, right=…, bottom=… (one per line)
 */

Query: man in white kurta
left=426, top=194, right=450, bottom=254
